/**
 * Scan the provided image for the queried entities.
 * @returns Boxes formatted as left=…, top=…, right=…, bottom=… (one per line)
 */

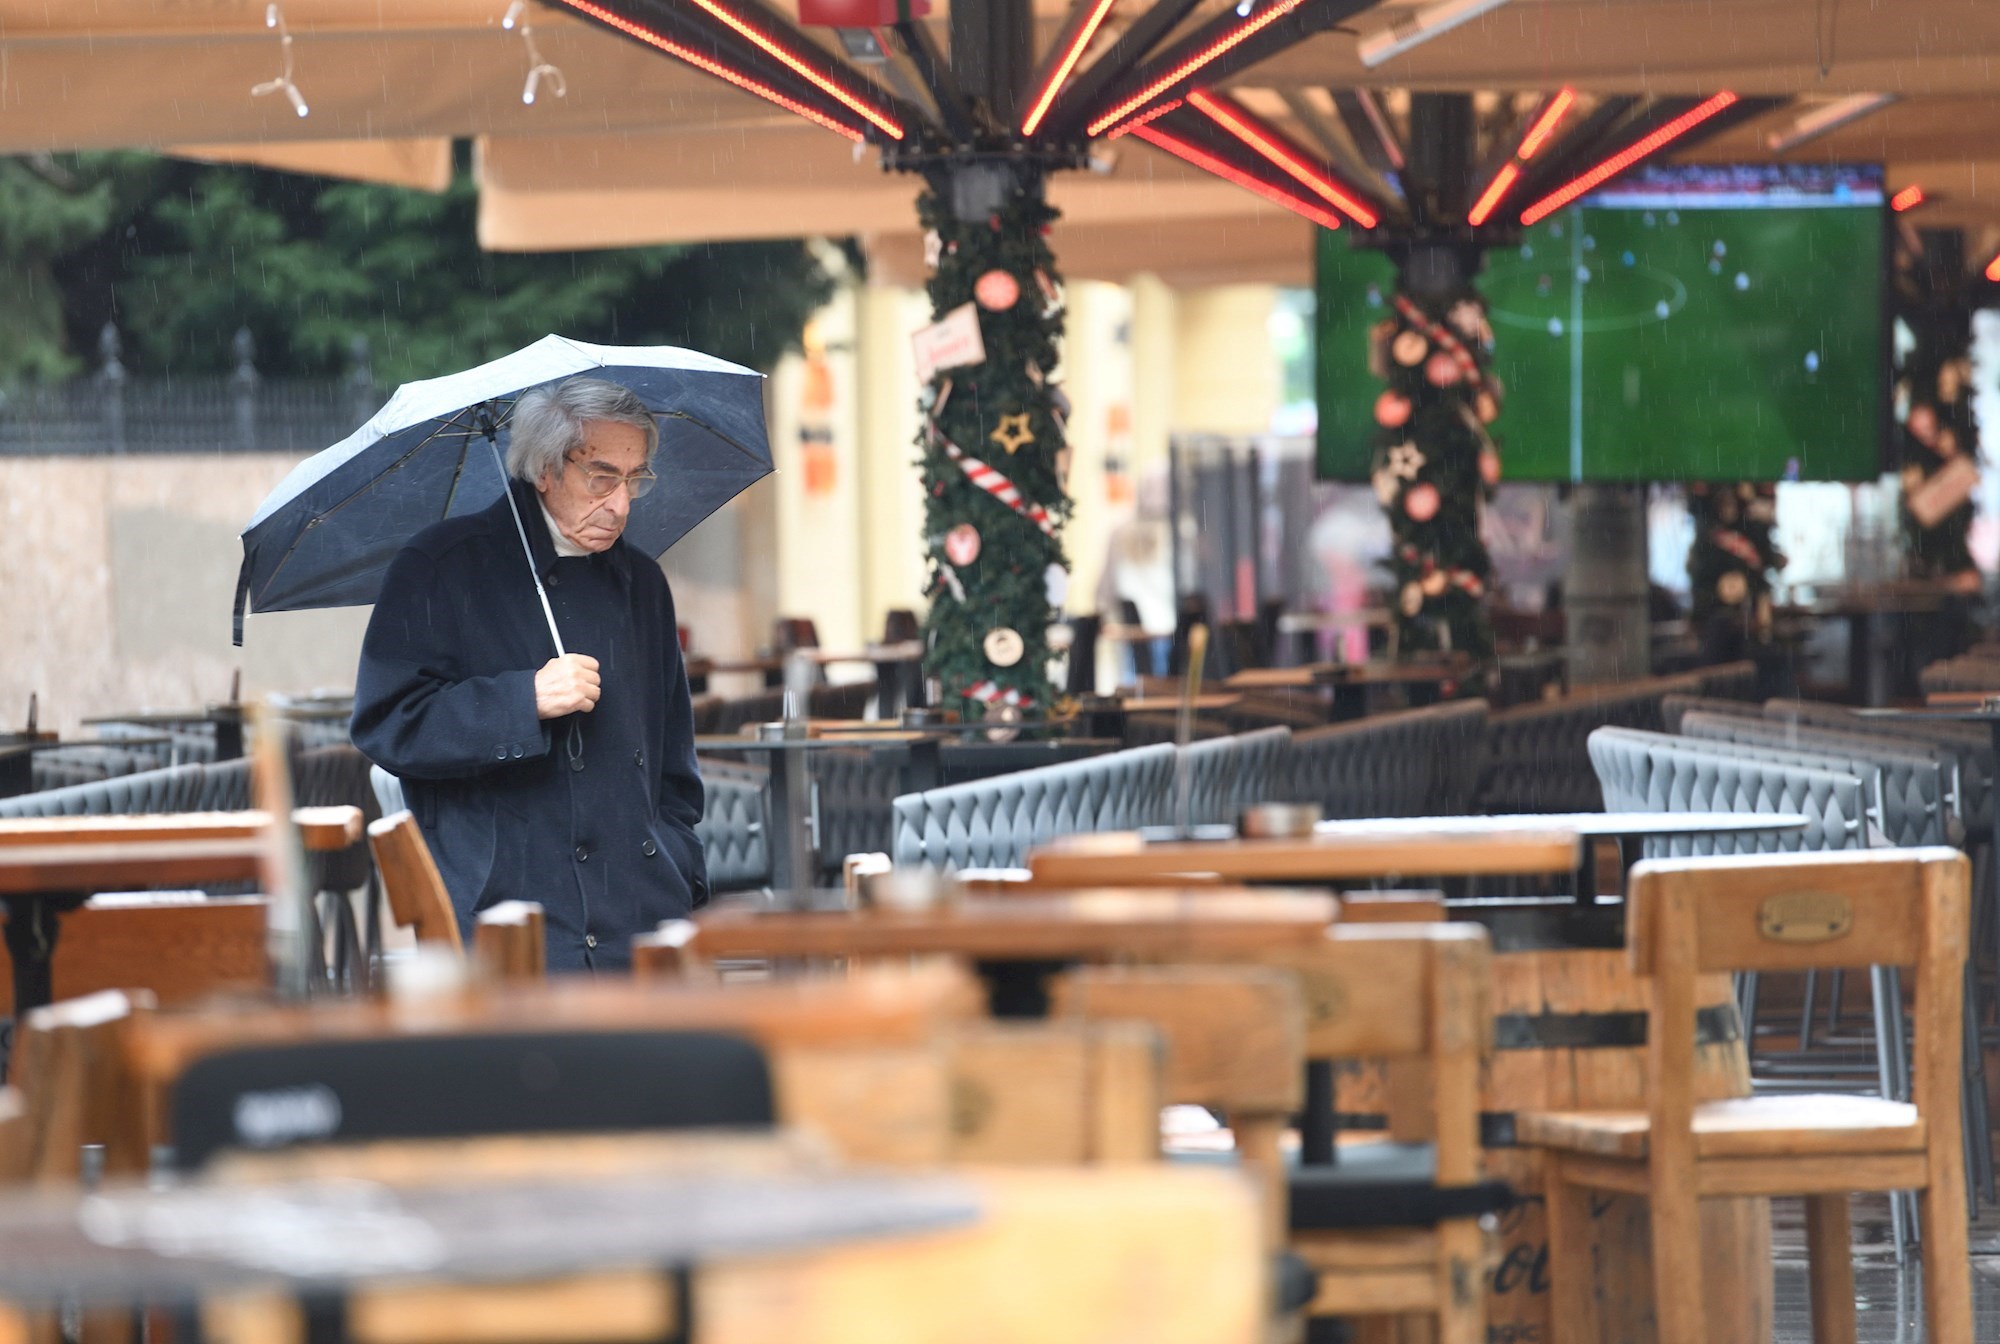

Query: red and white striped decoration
left=933, top=431, right=1057, bottom=538
left=962, top=679, right=1033, bottom=708
left=1394, top=294, right=1489, bottom=394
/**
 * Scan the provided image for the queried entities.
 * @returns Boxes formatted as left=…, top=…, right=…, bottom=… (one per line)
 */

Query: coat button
left=634, top=750, right=644, bottom=768
left=575, top=843, right=592, bottom=862
left=571, top=756, right=585, bottom=772
left=642, top=839, right=658, bottom=857
left=510, top=745, right=524, bottom=759
left=584, top=934, right=597, bottom=949
left=494, top=747, right=507, bottom=760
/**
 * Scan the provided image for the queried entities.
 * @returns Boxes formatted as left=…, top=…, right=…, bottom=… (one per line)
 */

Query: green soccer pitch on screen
left=1314, top=163, right=1888, bottom=483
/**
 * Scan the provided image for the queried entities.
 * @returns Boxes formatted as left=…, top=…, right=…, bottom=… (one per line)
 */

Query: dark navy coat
left=351, top=479, right=707, bottom=971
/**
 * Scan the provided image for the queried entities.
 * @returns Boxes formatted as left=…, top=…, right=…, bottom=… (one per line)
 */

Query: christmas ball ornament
left=1044, top=563, right=1069, bottom=607
left=1374, top=391, right=1412, bottom=428
left=1400, top=583, right=1424, bottom=617
left=984, top=703, right=1024, bottom=743
left=1716, top=571, right=1749, bottom=605
left=983, top=626, right=1025, bottom=668
left=1479, top=446, right=1502, bottom=486
left=1392, top=330, right=1430, bottom=366
left=1908, top=403, right=1939, bottom=447
left=1404, top=482, right=1441, bottom=522
left=1424, top=351, right=1462, bottom=387
left=1421, top=569, right=1447, bottom=597
left=974, top=269, right=1021, bottom=311
left=944, top=523, right=982, bottom=567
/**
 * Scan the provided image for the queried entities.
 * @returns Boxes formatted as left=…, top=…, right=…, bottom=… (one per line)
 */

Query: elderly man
left=352, top=378, right=707, bottom=970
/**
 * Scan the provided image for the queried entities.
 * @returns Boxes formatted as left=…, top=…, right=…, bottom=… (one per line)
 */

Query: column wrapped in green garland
left=1367, top=284, right=1501, bottom=660
left=1686, top=481, right=1783, bottom=655
left=915, top=173, right=1072, bottom=719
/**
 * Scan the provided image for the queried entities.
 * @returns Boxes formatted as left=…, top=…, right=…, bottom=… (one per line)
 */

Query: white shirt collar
left=537, top=497, right=590, bottom=559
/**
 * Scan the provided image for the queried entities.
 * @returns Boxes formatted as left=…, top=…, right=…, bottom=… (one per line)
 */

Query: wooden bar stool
left=1519, top=848, right=1973, bottom=1344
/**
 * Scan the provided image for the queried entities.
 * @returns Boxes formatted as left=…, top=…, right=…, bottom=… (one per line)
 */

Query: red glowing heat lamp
left=1890, top=185, right=1926, bottom=213
left=1467, top=162, right=1520, bottom=227
left=1186, top=90, right=1378, bottom=227
left=550, top=0, right=870, bottom=140
left=1517, top=87, right=1576, bottom=160
left=1132, top=122, right=1347, bottom=232
left=552, top=0, right=903, bottom=140
left=1087, top=0, right=1311, bottom=138
left=1987, top=253, right=2000, bottom=284
left=1520, top=92, right=1739, bottom=226
left=798, top=0, right=928, bottom=25
left=1021, top=0, right=1118, bottom=136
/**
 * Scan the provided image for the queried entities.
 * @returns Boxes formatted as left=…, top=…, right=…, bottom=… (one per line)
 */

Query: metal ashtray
left=859, top=867, right=958, bottom=912
left=1239, top=802, right=1323, bottom=839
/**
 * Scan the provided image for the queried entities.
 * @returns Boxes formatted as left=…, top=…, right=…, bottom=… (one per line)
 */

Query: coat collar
left=501, top=477, right=638, bottom=593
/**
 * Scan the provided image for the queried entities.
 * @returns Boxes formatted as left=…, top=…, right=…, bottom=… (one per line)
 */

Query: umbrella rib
left=660, top=410, right=768, bottom=465
left=249, top=408, right=483, bottom=612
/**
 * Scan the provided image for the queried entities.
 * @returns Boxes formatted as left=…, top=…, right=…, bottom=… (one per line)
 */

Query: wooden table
left=0, top=838, right=266, bottom=1016
left=1027, top=826, right=1582, bottom=888
left=693, top=889, right=1337, bottom=1015
left=0, top=808, right=363, bottom=854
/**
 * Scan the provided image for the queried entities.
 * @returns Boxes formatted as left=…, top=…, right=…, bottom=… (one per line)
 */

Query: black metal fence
left=0, top=325, right=380, bottom=456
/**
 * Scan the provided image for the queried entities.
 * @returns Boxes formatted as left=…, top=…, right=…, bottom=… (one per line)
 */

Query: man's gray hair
left=505, top=378, right=660, bottom=483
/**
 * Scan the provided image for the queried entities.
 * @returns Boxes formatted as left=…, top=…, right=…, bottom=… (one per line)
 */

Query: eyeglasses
left=568, top=458, right=658, bottom=500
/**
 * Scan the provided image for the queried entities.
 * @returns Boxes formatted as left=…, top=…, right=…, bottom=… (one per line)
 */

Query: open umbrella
left=233, top=336, right=769, bottom=646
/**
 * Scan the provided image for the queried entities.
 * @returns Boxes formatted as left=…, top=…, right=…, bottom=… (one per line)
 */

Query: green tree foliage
left=0, top=150, right=835, bottom=385
left=915, top=176, right=1071, bottom=716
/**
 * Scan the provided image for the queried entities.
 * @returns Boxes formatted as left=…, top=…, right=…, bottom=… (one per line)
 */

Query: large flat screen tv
left=1315, top=162, right=1888, bottom=482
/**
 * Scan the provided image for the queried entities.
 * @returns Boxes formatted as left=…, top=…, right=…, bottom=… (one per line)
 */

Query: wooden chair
left=1060, top=926, right=1503, bottom=1344
left=1518, top=848, right=1973, bottom=1344
left=367, top=811, right=463, bottom=953
left=1, top=990, right=153, bottom=1184
left=0, top=896, right=266, bottom=1010
left=472, top=901, right=546, bottom=984
left=1051, top=966, right=1305, bottom=1243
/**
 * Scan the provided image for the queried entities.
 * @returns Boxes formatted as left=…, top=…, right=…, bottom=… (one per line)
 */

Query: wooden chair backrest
left=1629, top=846, right=1962, bottom=978
left=473, top=902, right=546, bottom=983
left=4, top=989, right=154, bottom=1183
left=0, top=896, right=267, bottom=1010
left=367, top=811, right=463, bottom=952
left=942, top=1021, right=1163, bottom=1164
left=1051, top=966, right=1301, bottom=1116
left=630, top=919, right=708, bottom=980
left=1630, top=847, right=1968, bottom=1153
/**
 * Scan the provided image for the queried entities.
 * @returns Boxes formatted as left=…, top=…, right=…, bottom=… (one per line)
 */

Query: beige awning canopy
left=3, top=0, right=1999, bottom=279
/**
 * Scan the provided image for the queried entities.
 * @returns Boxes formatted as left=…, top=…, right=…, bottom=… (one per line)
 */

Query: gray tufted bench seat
left=1178, top=728, right=1292, bottom=828
left=1288, top=699, right=1487, bottom=820
left=892, top=743, right=1177, bottom=870
left=1765, top=698, right=1993, bottom=834
left=1678, top=712, right=1958, bottom=848
left=1587, top=727, right=1871, bottom=857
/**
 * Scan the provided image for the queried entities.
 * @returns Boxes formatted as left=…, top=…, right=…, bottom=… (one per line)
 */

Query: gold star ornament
left=989, top=412, right=1034, bottom=455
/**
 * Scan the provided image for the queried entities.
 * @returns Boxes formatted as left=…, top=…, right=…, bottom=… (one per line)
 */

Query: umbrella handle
left=489, top=438, right=567, bottom=659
